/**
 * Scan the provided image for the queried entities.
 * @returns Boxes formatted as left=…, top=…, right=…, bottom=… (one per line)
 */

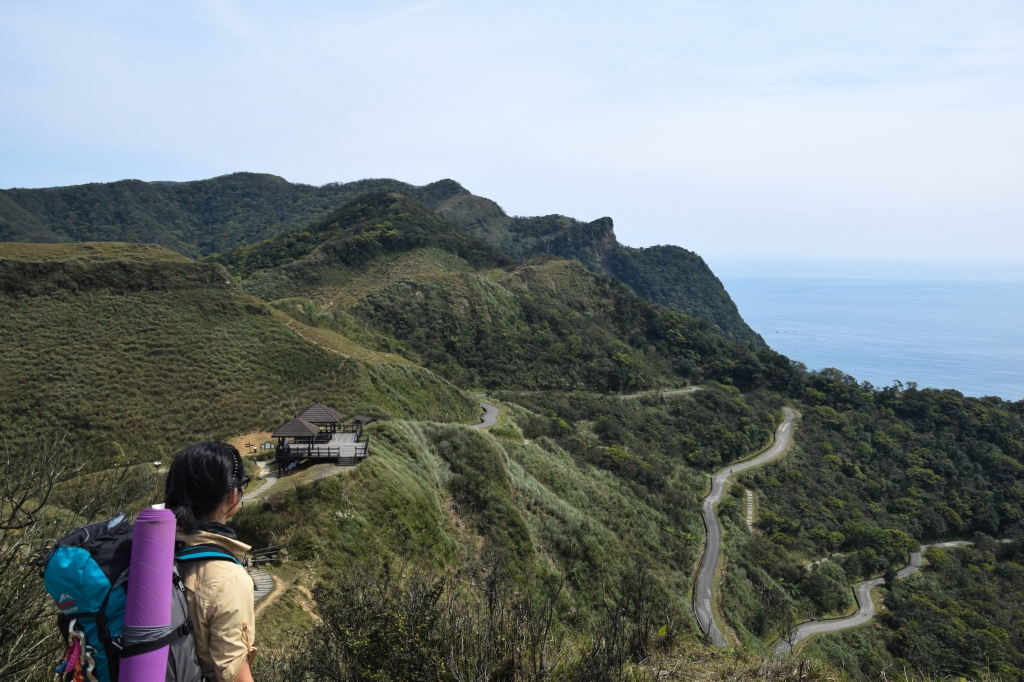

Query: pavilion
left=271, top=403, right=371, bottom=468
left=272, top=417, right=319, bottom=447
left=297, top=402, right=346, bottom=434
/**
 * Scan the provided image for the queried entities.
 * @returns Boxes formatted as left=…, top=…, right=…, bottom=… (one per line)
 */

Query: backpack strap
left=175, top=543, right=244, bottom=566
left=176, top=543, right=256, bottom=595
left=117, top=620, right=195, bottom=658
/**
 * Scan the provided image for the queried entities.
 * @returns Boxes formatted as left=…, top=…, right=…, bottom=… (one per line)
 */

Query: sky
left=1, top=1, right=1022, bottom=270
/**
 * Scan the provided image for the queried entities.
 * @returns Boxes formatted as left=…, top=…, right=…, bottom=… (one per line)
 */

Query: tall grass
left=0, top=255, right=475, bottom=468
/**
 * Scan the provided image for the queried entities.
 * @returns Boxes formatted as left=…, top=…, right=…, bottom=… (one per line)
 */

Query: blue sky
left=2, top=1, right=1022, bottom=268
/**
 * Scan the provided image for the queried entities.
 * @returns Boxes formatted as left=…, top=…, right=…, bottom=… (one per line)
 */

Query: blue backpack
left=42, top=514, right=245, bottom=682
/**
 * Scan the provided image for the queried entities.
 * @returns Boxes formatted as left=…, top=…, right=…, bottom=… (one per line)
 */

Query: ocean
left=719, top=277, right=1024, bottom=402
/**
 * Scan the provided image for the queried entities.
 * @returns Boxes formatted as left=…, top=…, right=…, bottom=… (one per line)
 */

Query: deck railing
left=276, top=445, right=341, bottom=459
left=274, top=431, right=372, bottom=467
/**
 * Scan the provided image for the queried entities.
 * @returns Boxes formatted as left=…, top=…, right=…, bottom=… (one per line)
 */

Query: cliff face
left=422, top=184, right=762, bottom=346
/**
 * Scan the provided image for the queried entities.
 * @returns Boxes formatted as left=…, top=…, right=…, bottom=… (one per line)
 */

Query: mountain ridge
left=0, top=173, right=761, bottom=345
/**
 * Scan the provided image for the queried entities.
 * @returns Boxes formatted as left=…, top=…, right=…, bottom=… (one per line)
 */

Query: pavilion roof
left=350, top=414, right=377, bottom=424
left=297, top=402, right=345, bottom=424
left=272, top=417, right=320, bottom=438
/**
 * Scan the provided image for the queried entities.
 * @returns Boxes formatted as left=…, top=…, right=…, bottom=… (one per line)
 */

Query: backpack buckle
left=96, top=616, right=112, bottom=645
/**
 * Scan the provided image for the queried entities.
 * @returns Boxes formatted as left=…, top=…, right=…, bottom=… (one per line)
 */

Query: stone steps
left=251, top=568, right=274, bottom=603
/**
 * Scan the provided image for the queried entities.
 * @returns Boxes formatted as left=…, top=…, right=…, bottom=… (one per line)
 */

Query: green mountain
left=0, top=242, right=832, bottom=681
left=423, top=180, right=761, bottom=345
left=1, top=173, right=761, bottom=345
left=214, top=190, right=795, bottom=393
left=0, top=173, right=418, bottom=257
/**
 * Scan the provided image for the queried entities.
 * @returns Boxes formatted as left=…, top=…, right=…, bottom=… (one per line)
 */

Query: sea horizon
left=719, top=275, right=1024, bottom=402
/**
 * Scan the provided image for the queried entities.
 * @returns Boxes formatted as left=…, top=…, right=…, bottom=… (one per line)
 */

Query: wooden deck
left=275, top=429, right=370, bottom=466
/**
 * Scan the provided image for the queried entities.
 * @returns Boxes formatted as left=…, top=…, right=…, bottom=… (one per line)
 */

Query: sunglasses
left=237, top=475, right=251, bottom=491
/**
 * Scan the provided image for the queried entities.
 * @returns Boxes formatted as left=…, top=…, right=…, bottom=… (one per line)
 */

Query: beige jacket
left=177, top=531, right=256, bottom=682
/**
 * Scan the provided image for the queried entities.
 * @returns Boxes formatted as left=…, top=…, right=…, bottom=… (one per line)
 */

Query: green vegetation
left=235, top=392, right=843, bottom=680
left=606, top=244, right=761, bottom=346
left=882, top=539, right=1024, bottom=680
left=235, top=415, right=689, bottom=607
left=350, top=254, right=790, bottom=391
left=0, top=245, right=476, bottom=467
left=208, top=191, right=511, bottom=280
left=4, top=179, right=1023, bottom=679
left=429, top=183, right=762, bottom=345
left=204, top=186, right=790, bottom=393
left=0, top=173, right=427, bottom=257
left=716, top=370, right=1024, bottom=676
left=753, top=372, right=1024, bottom=554
left=803, top=539, right=1024, bottom=682
left=3, top=173, right=762, bottom=344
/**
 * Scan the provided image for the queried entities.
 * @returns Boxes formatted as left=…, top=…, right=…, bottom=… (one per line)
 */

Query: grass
left=231, top=402, right=848, bottom=681
left=0, top=241, right=190, bottom=262
left=245, top=247, right=477, bottom=309
left=268, top=306, right=414, bottom=365
left=0, top=247, right=476, bottom=468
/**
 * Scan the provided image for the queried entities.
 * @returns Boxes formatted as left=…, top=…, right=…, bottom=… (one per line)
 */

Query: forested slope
left=426, top=180, right=762, bottom=345
left=0, top=173, right=419, bottom=257
left=0, top=242, right=843, bottom=681
left=715, top=370, right=1024, bottom=679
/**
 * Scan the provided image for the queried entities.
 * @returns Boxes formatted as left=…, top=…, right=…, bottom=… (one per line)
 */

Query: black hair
left=165, top=441, right=244, bottom=535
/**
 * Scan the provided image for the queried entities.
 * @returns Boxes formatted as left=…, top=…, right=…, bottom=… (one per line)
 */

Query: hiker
left=166, top=442, right=256, bottom=682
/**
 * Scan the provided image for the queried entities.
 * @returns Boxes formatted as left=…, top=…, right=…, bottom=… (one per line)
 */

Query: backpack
left=42, top=513, right=246, bottom=682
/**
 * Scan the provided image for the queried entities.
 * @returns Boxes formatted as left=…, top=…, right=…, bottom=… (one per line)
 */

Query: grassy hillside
left=208, top=191, right=511, bottom=282
left=0, top=243, right=477, bottom=467
left=350, top=255, right=783, bottom=392
left=232, top=392, right=844, bottom=679
left=216, top=192, right=799, bottom=393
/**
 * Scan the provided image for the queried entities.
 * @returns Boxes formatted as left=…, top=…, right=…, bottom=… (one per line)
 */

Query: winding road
left=472, top=401, right=499, bottom=429
left=694, top=406, right=798, bottom=647
left=774, top=539, right=1011, bottom=655
left=471, top=389, right=1008, bottom=655
left=470, top=387, right=700, bottom=430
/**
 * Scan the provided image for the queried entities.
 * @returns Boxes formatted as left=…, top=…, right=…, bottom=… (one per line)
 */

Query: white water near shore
left=721, top=277, right=1024, bottom=401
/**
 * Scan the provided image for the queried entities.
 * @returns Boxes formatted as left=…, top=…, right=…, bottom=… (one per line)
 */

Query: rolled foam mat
left=120, top=507, right=177, bottom=681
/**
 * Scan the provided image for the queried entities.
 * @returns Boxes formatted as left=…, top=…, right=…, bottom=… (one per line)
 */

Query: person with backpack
left=43, top=441, right=256, bottom=682
left=165, top=442, right=256, bottom=682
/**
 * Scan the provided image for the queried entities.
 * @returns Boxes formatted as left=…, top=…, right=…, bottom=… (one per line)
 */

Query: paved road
left=619, top=387, right=702, bottom=399
left=472, top=402, right=499, bottom=429
left=694, top=407, right=798, bottom=647
left=775, top=539, right=1009, bottom=655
